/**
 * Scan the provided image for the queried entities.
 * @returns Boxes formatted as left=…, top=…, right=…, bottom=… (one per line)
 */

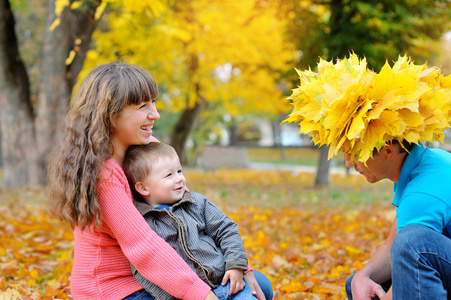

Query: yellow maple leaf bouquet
left=284, top=53, right=451, bottom=163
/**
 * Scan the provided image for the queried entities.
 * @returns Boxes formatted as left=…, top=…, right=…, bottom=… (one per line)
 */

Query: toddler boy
left=123, top=142, right=255, bottom=300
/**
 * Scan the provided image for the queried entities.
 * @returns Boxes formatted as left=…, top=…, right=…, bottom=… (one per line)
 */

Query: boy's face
left=136, top=155, right=186, bottom=207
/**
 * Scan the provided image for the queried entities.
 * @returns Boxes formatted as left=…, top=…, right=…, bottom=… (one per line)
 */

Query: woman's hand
left=222, top=269, right=245, bottom=295
left=244, top=271, right=266, bottom=300
left=204, top=291, right=219, bottom=300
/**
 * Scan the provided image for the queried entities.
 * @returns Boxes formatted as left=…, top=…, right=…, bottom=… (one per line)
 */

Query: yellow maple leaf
left=284, top=53, right=451, bottom=163
left=280, top=281, right=308, bottom=293
left=0, top=288, right=22, bottom=300
left=439, top=74, right=451, bottom=88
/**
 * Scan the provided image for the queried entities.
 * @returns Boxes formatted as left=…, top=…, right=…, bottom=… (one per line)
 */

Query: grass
left=246, top=146, right=346, bottom=167
left=0, top=170, right=393, bottom=211
left=185, top=168, right=393, bottom=212
left=0, top=146, right=389, bottom=211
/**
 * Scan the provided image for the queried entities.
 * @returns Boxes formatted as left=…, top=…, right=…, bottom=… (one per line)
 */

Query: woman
left=48, top=63, right=272, bottom=300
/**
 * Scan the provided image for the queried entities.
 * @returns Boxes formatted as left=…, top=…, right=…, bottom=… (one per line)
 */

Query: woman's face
left=112, top=100, right=160, bottom=161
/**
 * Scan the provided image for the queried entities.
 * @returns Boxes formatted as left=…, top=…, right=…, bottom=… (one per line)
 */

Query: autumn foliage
left=0, top=169, right=394, bottom=299
left=284, top=54, right=451, bottom=163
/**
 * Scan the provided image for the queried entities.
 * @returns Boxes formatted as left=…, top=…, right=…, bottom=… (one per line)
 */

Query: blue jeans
left=250, top=270, right=273, bottom=300
left=214, top=270, right=274, bottom=300
left=122, top=289, right=154, bottom=300
left=391, top=224, right=451, bottom=299
left=346, top=224, right=451, bottom=300
left=123, top=270, right=273, bottom=300
left=213, top=277, right=254, bottom=300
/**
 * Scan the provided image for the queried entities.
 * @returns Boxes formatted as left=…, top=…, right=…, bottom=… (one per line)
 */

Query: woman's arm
left=244, top=271, right=266, bottom=300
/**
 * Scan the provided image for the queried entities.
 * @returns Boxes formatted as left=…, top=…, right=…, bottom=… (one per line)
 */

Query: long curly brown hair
left=47, top=63, right=159, bottom=230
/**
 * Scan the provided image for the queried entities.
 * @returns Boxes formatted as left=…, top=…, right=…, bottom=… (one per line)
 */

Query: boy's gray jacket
left=131, top=191, right=248, bottom=300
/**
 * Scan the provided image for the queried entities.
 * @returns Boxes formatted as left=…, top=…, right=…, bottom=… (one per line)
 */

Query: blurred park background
left=1, top=0, right=451, bottom=299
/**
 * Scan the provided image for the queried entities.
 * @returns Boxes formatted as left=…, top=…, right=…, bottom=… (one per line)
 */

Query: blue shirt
left=155, top=204, right=172, bottom=211
left=393, top=144, right=451, bottom=238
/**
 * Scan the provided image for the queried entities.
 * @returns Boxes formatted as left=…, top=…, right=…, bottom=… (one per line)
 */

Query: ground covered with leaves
left=0, top=169, right=394, bottom=299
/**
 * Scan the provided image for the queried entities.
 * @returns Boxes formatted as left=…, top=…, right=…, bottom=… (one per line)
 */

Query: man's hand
left=381, top=287, right=392, bottom=300
left=351, top=271, right=387, bottom=300
left=222, top=269, right=245, bottom=295
left=244, top=271, right=266, bottom=300
left=351, top=218, right=396, bottom=300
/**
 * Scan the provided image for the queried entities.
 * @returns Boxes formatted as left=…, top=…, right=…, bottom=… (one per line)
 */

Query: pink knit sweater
left=70, top=158, right=211, bottom=300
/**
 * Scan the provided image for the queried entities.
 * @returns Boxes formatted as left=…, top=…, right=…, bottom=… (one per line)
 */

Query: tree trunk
left=170, top=100, right=204, bottom=163
left=33, top=0, right=72, bottom=183
left=229, top=123, right=238, bottom=146
left=315, top=145, right=331, bottom=187
left=170, top=51, right=204, bottom=163
left=273, top=116, right=285, bottom=160
left=0, top=0, right=100, bottom=187
left=35, top=0, right=99, bottom=183
left=0, top=0, right=39, bottom=187
left=311, top=0, right=343, bottom=187
left=0, top=130, right=2, bottom=168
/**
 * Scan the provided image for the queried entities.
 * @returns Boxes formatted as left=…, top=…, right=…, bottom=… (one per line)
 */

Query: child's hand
left=221, top=268, right=245, bottom=295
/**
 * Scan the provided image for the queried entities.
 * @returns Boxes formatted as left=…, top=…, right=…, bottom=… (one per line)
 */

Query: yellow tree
left=82, top=0, right=296, bottom=160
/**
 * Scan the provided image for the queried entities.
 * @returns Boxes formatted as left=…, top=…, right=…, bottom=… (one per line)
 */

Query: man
left=284, top=53, right=451, bottom=299
left=345, top=141, right=451, bottom=299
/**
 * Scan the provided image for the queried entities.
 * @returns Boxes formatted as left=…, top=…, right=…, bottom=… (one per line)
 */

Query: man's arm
left=350, top=217, right=397, bottom=300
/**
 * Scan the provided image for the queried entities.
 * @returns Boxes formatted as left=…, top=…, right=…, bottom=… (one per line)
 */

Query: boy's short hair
left=123, top=142, right=179, bottom=200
